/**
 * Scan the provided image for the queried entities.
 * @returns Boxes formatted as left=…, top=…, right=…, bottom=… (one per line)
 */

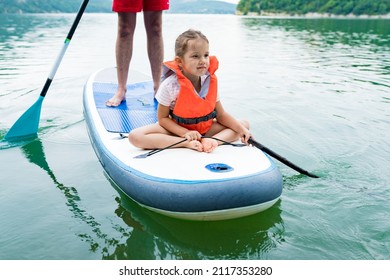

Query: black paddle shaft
left=67, top=0, right=89, bottom=41
left=40, top=0, right=89, bottom=98
left=248, top=138, right=319, bottom=178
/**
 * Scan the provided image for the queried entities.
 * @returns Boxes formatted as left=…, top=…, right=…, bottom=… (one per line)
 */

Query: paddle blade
left=134, top=153, right=150, bottom=159
left=4, top=96, right=44, bottom=141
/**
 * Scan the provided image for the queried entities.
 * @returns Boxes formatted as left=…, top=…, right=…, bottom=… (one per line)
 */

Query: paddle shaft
left=134, top=136, right=246, bottom=159
left=134, top=139, right=187, bottom=158
left=41, top=0, right=89, bottom=98
left=248, top=138, right=319, bottom=178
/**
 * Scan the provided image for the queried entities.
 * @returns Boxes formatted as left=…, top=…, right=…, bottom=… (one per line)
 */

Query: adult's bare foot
left=106, top=90, right=126, bottom=107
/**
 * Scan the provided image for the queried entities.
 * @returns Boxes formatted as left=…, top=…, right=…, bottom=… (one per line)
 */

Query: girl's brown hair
left=175, top=29, right=209, bottom=58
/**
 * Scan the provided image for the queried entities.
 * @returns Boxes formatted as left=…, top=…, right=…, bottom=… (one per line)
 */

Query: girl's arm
left=157, top=104, right=202, bottom=141
left=215, top=101, right=251, bottom=143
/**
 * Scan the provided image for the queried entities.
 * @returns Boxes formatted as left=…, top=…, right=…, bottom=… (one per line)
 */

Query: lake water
left=0, top=13, right=389, bottom=260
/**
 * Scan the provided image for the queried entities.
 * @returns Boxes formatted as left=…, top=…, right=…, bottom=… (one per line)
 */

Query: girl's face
left=177, top=38, right=210, bottom=80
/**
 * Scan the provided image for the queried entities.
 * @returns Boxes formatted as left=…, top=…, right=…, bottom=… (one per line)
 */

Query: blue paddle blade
left=4, top=96, right=44, bottom=141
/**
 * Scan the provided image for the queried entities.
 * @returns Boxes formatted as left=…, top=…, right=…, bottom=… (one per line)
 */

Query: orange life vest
left=163, top=56, right=219, bottom=135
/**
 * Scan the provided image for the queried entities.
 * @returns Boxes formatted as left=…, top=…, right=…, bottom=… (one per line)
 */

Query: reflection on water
left=20, top=138, right=284, bottom=260
left=105, top=181, right=284, bottom=260
left=241, top=18, right=390, bottom=73
left=21, top=139, right=112, bottom=252
left=0, top=14, right=69, bottom=55
left=0, top=14, right=75, bottom=103
left=241, top=18, right=390, bottom=39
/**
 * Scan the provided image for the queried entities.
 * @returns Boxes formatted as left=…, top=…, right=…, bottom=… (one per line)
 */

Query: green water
left=0, top=13, right=389, bottom=260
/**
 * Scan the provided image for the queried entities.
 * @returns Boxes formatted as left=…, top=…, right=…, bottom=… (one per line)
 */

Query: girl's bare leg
left=128, top=123, right=203, bottom=151
left=204, top=119, right=250, bottom=144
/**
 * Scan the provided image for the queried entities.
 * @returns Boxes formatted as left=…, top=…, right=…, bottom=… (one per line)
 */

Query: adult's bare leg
left=143, top=11, right=164, bottom=92
left=106, top=12, right=137, bottom=107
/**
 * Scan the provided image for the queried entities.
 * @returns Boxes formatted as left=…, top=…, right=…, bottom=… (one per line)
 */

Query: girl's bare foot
left=201, top=138, right=218, bottom=153
left=187, top=140, right=203, bottom=152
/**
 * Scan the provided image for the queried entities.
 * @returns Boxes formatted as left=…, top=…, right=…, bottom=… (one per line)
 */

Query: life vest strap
left=170, top=109, right=217, bottom=125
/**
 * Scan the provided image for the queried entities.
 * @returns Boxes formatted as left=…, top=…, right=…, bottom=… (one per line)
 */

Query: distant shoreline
left=236, top=11, right=390, bottom=19
left=2, top=11, right=390, bottom=18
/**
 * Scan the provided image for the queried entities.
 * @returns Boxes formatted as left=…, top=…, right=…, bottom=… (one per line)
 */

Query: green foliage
left=0, top=0, right=237, bottom=14
left=0, top=0, right=112, bottom=13
left=237, top=0, right=390, bottom=16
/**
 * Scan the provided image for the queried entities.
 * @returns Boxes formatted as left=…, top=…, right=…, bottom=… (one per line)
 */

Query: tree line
left=236, top=0, right=390, bottom=16
left=0, top=0, right=236, bottom=14
left=0, top=0, right=112, bottom=13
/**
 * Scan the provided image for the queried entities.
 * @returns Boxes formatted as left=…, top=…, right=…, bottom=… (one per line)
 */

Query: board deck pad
left=93, top=81, right=157, bottom=133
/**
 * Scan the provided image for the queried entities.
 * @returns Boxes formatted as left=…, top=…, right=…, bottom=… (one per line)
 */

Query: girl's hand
left=240, top=128, right=252, bottom=144
left=183, top=130, right=202, bottom=141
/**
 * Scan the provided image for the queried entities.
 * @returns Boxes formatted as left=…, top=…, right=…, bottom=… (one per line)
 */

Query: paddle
left=248, top=138, right=319, bottom=178
left=133, top=136, right=246, bottom=159
left=4, top=0, right=89, bottom=141
left=134, top=139, right=187, bottom=159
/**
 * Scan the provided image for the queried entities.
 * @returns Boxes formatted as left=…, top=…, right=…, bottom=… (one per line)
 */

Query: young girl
left=129, top=29, right=251, bottom=153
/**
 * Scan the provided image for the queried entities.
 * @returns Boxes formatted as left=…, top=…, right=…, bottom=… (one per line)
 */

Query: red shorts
left=113, top=0, right=170, bottom=13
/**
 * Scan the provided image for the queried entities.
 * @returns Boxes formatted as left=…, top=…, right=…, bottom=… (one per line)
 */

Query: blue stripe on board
left=93, top=81, right=157, bottom=133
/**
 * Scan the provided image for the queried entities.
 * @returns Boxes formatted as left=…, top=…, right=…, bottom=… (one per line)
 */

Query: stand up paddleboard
left=83, top=68, right=283, bottom=221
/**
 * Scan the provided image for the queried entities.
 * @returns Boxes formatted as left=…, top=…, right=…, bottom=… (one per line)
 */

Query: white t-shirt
left=155, top=73, right=220, bottom=110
